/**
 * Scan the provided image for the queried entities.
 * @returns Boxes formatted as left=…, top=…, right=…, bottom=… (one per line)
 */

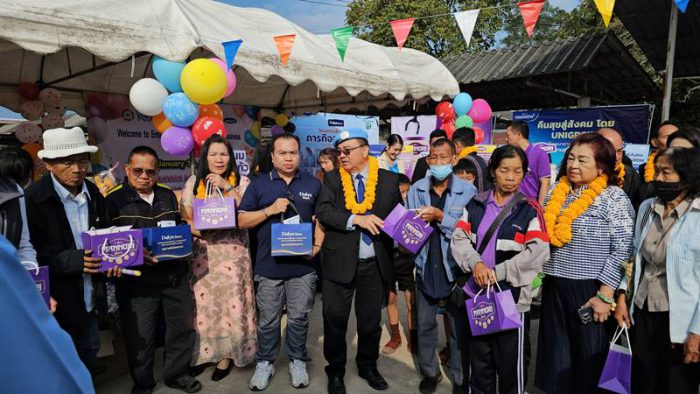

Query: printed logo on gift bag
left=465, top=281, right=522, bottom=336
left=382, top=203, right=433, bottom=254
left=400, top=221, right=429, bottom=246
left=193, top=181, right=237, bottom=230
left=197, top=202, right=233, bottom=225
left=100, top=235, right=138, bottom=266
left=471, top=299, right=496, bottom=329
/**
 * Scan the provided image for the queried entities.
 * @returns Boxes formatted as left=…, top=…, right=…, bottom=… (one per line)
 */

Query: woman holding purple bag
left=451, top=145, right=550, bottom=394
left=180, top=134, right=257, bottom=382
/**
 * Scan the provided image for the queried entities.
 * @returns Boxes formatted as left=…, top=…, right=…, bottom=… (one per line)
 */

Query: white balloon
left=87, top=117, right=109, bottom=144
left=14, top=122, right=43, bottom=143
left=129, top=78, right=168, bottom=116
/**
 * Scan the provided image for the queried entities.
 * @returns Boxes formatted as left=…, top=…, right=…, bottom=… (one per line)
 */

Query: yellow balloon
left=180, top=59, right=227, bottom=105
left=275, top=113, right=289, bottom=126
left=250, top=121, right=261, bottom=139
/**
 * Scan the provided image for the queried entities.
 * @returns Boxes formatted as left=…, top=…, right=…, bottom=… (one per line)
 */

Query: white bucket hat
left=38, top=127, right=98, bottom=160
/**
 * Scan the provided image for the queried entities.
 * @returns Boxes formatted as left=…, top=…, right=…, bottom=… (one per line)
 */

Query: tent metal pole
left=661, top=3, right=679, bottom=121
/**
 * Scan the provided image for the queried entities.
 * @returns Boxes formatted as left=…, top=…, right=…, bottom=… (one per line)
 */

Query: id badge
left=283, top=215, right=301, bottom=224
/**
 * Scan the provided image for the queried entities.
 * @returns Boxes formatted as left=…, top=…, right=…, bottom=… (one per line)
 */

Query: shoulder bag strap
left=477, top=193, right=524, bottom=255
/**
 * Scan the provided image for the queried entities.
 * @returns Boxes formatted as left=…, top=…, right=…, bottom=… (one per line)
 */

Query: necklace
left=644, top=151, right=657, bottom=182
left=196, top=174, right=236, bottom=198
left=339, top=156, right=379, bottom=214
left=616, top=162, right=625, bottom=187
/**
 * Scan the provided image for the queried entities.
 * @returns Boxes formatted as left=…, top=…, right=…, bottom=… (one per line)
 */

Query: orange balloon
left=22, top=142, right=46, bottom=180
left=198, top=104, right=224, bottom=121
left=152, top=112, right=172, bottom=134
left=22, top=142, right=42, bottom=158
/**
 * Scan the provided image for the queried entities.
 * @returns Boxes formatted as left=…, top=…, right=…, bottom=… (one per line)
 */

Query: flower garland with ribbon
left=644, top=151, right=657, bottom=183
left=543, top=174, right=608, bottom=247
left=339, top=156, right=379, bottom=214
left=458, top=146, right=478, bottom=160
left=616, top=162, right=625, bottom=187
left=197, top=174, right=237, bottom=198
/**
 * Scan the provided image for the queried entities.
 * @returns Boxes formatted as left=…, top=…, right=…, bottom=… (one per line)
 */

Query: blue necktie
left=356, top=174, right=372, bottom=245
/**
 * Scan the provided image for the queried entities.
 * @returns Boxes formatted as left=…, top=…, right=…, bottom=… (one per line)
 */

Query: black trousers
left=322, top=258, right=384, bottom=377
left=535, top=277, right=611, bottom=394
left=632, top=304, right=700, bottom=394
left=62, top=311, right=100, bottom=373
left=116, top=277, right=195, bottom=390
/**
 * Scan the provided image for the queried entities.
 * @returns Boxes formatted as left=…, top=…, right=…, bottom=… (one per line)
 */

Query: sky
left=217, top=0, right=581, bottom=35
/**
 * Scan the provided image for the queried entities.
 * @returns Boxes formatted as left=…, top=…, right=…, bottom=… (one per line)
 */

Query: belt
left=358, top=257, right=376, bottom=264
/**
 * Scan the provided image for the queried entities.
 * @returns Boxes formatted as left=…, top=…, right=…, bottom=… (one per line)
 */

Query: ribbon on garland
left=273, top=34, right=296, bottom=66
left=332, top=27, right=353, bottom=62
left=453, top=9, right=480, bottom=47
left=519, top=0, right=545, bottom=37
left=390, top=18, right=415, bottom=50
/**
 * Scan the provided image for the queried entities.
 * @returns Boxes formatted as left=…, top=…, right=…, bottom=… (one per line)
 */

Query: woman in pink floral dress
left=180, top=134, right=256, bottom=382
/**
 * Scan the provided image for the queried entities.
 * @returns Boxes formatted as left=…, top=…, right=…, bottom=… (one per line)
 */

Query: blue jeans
left=255, top=272, right=316, bottom=363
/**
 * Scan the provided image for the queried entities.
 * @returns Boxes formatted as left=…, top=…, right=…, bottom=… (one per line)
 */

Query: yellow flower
left=339, top=156, right=379, bottom=214
left=458, top=146, right=478, bottom=160
left=644, top=151, right=656, bottom=183
left=197, top=174, right=237, bottom=199
left=616, top=162, right=625, bottom=187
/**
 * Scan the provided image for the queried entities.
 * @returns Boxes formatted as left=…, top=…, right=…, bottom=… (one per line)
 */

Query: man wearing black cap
left=316, top=128, right=402, bottom=394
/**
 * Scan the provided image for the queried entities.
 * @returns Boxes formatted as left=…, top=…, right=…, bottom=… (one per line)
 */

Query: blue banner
left=513, top=105, right=653, bottom=164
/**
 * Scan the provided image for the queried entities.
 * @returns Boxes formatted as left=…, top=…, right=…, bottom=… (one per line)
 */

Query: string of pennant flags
left=220, top=0, right=693, bottom=68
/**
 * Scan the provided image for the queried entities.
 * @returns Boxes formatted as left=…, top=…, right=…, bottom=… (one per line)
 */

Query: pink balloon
left=467, top=99, right=492, bottom=124
left=210, top=58, right=237, bottom=98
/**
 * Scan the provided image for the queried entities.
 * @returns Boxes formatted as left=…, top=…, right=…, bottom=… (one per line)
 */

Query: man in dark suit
left=598, top=128, right=643, bottom=210
left=316, top=128, right=402, bottom=394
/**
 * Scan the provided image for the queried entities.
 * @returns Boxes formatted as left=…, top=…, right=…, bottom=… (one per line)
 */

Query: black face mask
left=653, top=181, right=685, bottom=203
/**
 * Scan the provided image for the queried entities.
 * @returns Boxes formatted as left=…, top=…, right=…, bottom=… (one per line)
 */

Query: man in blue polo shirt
left=238, top=133, right=324, bottom=391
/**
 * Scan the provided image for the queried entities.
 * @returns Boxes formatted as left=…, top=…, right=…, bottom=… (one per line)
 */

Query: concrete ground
left=96, top=293, right=543, bottom=394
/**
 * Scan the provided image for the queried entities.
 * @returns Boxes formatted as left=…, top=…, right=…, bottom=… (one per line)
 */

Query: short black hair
left=453, top=158, right=478, bottom=176
left=667, top=127, right=700, bottom=148
left=271, top=133, right=301, bottom=152
left=387, top=134, right=404, bottom=147
left=431, top=137, right=456, bottom=155
left=488, top=145, right=529, bottom=181
left=656, top=147, right=700, bottom=198
left=508, top=121, right=530, bottom=140
left=429, top=129, right=448, bottom=141
left=397, top=173, right=411, bottom=185
left=651, top=120, right=679, bottom=139
left=0, top=146, right=34, bottom=186
left=128, top=145, right=159, bottom=163
left=452, top=127, right=475, bottom=148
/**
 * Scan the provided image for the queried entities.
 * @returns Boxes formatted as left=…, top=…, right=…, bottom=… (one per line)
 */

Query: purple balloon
left=270, top=125, right=285, bottom=136
left=467, top=99, right=493, bottom=124
left=161, top=126, right=194, bottom=156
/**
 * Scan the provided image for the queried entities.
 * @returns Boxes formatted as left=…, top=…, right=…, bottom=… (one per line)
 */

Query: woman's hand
left=205, top=173, right=230, bottom=191
left=683, top=332, right=700, bottom=364
left=614, top=294, right=631, bottom=328
left=472, top=262, right=495, bottom=287
left=585, top=296, right=612, bottom=323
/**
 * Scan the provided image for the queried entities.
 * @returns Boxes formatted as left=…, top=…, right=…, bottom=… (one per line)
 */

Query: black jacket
left=316, top=168, right=401, bottom=285
left=0, top=177, right=22, bottom=249
left=25, top=174, right=108, bottom=328
left=622, top=163, right=643, bottom=211
left=104, top=180, right=187, bottom=287
left=411, top=156, right=429, bottom=184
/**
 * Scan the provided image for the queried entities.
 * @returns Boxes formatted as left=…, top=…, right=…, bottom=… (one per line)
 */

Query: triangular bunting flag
left=519, top=0, right=545, bottom=37
left=593, top=0, right=615, bottom=27
left=675, top=0, right=689, bottom=13
left=273, top=34, right=296, bottom=66
left=453, top=10, right=480, bottom=48
left=222, top=39, right=243, bottom=69
left=390, top=18, right=415, bottom=50
left=331, top=27, right=353, bottom=62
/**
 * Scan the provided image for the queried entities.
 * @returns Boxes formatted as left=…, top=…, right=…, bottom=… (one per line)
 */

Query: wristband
left=596, top=291, right=614, bottom=304
left=263, top=209, right=268, bottom=218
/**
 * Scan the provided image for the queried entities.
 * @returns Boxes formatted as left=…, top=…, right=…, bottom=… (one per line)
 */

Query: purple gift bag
left=465, top=281, right=522, bottom=336
left=21, top=261, right=51, bottom=308
left=381, top=203, right=433, bottom=254
left=193, top=181, right=236, bottom=231
left=598, top=325, right=632, bottom=394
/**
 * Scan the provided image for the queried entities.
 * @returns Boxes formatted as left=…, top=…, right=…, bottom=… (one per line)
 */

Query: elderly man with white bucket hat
left=25, top=127, right=121, bottom=376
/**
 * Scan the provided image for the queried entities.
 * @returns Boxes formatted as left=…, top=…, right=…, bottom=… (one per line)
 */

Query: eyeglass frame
left=337, top=143, right=368, bottom=157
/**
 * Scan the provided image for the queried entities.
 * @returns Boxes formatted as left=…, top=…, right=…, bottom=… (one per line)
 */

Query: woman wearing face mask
left=615, top=147, right=700, bottom=394
left=535, top=133, right=635, bottom=394
left=378, top=134, right=405, bottom=174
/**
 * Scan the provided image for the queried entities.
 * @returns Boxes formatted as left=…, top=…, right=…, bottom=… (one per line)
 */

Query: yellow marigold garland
left=644, top=151, right=657, bottom=183
left=196, top=174, right=237, bottom=198
left=616, top=162, right=625, bottom=187
left=458, top=146, right=478, bottom=160
left=543, top=174, right=608, bottom=247
left=339, top=156, right=379, bottom=214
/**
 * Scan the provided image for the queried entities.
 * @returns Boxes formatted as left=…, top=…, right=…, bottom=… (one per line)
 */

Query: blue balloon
left=453, top=93, right=473, bottom=116
left=152, top=56, right=186, bottom=93
left=244, top=129, right=259, bottom=147
left=244, top=106, right=259, bottom=120
left=163, top=93, right=199, bottom=127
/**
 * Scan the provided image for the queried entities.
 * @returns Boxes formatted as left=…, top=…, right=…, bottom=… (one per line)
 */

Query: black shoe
left=211, top=361, right=233, bottom=381
left=419, top=374, right=443, bottom=394
left=327, top=376, right=346, bottom=394
left=358, top=369, right=388, bottom=391
left=166, top=376, right=203, bottom=393
left=452, top=383, right=468, bottom=394
left=189, top=364, right=208, bottom=377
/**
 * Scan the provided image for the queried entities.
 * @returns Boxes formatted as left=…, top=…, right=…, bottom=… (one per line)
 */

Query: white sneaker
left=289, top=359, right=310, bottom=388
left=249, top=361, right=275, bottom=391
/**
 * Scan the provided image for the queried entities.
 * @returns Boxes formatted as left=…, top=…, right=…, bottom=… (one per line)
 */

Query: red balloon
left=473, top=127, right=485, bottom=144
left=435, top=101, right=455, bottom=121
left=192, top=116, right=227, bottom=146
left=443, top=121, right=456, bottom=139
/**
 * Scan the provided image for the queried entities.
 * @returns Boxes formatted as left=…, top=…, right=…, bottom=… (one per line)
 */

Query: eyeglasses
left=131, top=168, right=158, bottom=178
left=338, top=144, right=367, bottom=157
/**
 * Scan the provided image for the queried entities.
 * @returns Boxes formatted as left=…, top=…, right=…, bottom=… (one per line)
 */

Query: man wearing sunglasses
left=104, top=146, right=201, bottom=394
left=316, top=128, right=402, bottom=394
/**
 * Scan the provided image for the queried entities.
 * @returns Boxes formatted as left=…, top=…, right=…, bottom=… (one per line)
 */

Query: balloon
left=129, top=78, right=169, bottom=116
left=161, top=126, right=194, bottom=157
left=163, top=93, right=199, bottom=127
left=443, top=122, right=456, bottom=139
left=23, top=142, right=47, bottom=179
left=468, top=99, right=493, bottom=124
left=192, top=116, right=227, bottom=146
left=45, top=104, right=66, bottom=116
left=17, top=82, right=40, bottom=101
left=435, top=101, right=455, bottom=121
left=20, top=101, right=44, bottom=121
left=455, top=115, right=473, bottom=129
left=198, top=104, right=223, bottom=121
left=152, top=56, right=186, bottom=93
left=245, top=106, right=259, bottom=120
left=244, top=129, right=259, bottom=147
left=209, top=58, right=237, bottom=98
left=473, top=127, right=485, bottom=144
left=180, top=58, right=227, bottom=105
left=87, top=117, right=109, bottom=144
left=39, top=88, right=62, bottom=106
left=15, top=122, right=43, bottom=144
left=275, top=113, right=289, bottom=127
left=453, top=92, right=473, bottom=116
left=151, top=113, right=172, bottom=134
left=270, top=125, right=284, bottom=136
left=41, top=114, right=65, bottom=130
left=250, top=121, right=261, bottom=139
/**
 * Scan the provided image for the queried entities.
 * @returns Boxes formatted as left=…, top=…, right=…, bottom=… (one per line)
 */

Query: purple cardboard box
left=381, top=203, right=433, bottom=254
left=81, top=226, right=144, bottom=272
left=22, top=262, right=50, bottom=308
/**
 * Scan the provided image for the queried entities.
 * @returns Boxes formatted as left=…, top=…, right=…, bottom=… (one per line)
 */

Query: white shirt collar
left=50, top=173, right=90, bottom=202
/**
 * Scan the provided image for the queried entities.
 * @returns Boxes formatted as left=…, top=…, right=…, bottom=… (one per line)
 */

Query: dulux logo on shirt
left=298, top=192, right=314, bottom=201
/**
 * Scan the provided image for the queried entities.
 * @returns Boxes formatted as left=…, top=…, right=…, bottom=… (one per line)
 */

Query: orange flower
left=339, top=156, right=379, bottom=214
left=196, top=174, right=237, bottom=199
left=616, top=162, right=625, bottom=187
left=644, top=151, right=656, bottom=183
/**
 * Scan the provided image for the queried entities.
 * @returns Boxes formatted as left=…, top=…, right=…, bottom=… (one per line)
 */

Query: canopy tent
left=0, top=0, right=459, bottom=115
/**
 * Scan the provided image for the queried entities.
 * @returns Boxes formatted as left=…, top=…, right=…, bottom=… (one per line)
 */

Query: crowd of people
left=0, top=120, right=699, bottom=394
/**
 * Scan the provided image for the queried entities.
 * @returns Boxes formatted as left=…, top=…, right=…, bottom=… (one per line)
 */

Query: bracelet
left=313, top=244, right=322, bottom=247
left=263, top=209, right=268, bottom=218
left=596, top=291, right=614, bottom=304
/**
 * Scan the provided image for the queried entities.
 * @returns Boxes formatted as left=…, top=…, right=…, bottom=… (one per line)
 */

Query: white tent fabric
left=0, top=0, right=459, bottom=114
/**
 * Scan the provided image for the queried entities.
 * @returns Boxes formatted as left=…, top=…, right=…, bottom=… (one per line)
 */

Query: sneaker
left=289, top=359, right=310, bottom=388
left=249, top=361, right=275, bottom=391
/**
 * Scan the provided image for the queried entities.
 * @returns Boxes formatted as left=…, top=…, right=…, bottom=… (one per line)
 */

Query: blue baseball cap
left=335, top=127, right=369, bottom=147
